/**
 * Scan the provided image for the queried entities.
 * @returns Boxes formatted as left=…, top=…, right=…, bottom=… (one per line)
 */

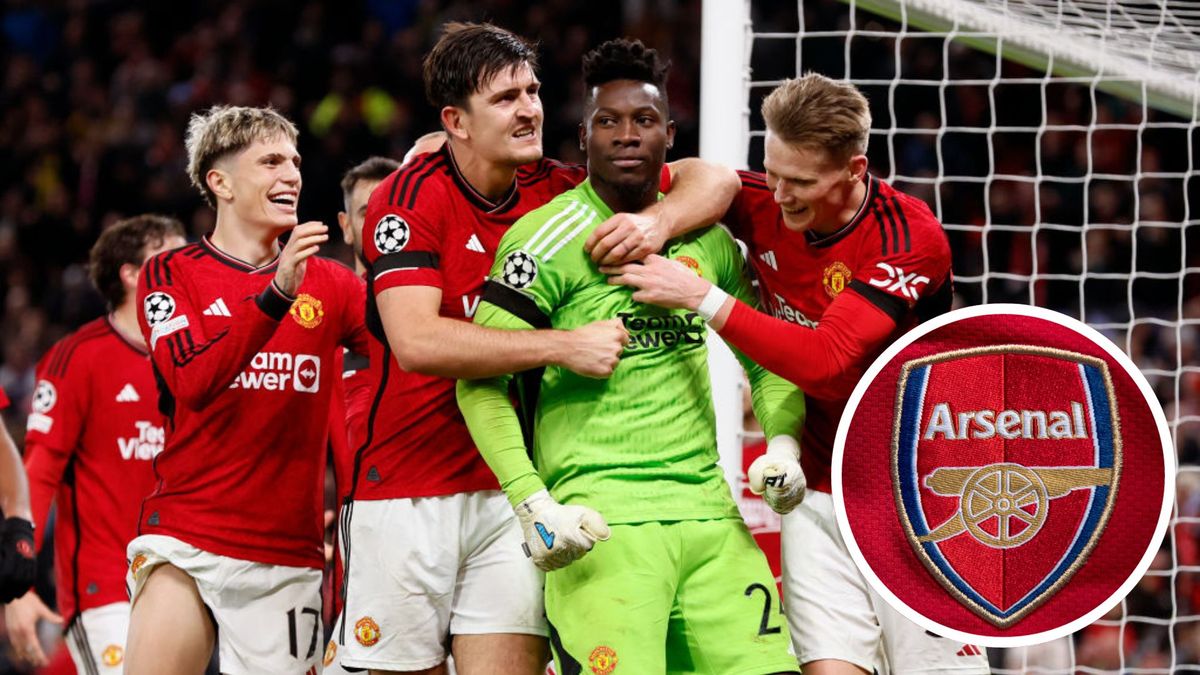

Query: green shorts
left=544, top=518, right=799, bottom=675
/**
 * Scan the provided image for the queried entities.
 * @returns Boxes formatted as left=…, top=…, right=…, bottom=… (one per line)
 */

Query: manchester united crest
left=323, top=640, right=337, bottom=667
left=589, top=645, right=618, bottom=674
left=290, top=294, right=324, bottom=329
left=354, top=617, right=381, bottom=647
left=822, top=261, right=852, bottom=298
left=129, top=553, right=148, bottom=576
left=102, top=645, right=124, bottom=666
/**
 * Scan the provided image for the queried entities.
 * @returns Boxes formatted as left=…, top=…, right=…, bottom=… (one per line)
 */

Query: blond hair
left=185, top=105, right=299, bottom=207
left=762, top=73, right=871, bottom=162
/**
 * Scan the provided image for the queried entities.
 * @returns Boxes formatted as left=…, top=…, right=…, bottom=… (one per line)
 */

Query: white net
left=708, top=0, right=1200, bottom=671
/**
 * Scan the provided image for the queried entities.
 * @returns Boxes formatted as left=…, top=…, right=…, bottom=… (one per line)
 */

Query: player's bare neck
left=210, top=218, right=282, bottom=268
left=110, top=302, right=144, bottom=350
left=448, top=141, right=517, bottom=202
left=592, top=179, right=656, bottom=216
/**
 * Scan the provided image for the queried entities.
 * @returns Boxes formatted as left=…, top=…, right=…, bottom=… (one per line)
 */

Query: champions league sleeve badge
left=834, top=304, right=1173, bottom=647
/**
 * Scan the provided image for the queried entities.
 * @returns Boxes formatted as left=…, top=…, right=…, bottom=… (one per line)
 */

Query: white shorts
left=340, top=491, right=546, bottom=671
left=126, top=534, right=324, bottom=675
left=782, top=491, right=990, bottom=674
left=66, top=602, right=130, bottom=674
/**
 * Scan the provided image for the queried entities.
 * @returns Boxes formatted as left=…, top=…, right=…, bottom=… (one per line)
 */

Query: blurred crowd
left=0, top=0, right=1196, bottom=672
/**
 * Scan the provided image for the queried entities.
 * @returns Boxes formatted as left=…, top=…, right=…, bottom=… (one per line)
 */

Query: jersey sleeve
left=718, top=290, right=898, bottom=401
left=459, top=203, right=589, bottom=507
left=474, top=204, right=581, bottom=331
left=138, top=251, right=291, bottom=412
left=847, top=195, right=952, bottom=324
left=703, top=227, right=806, bottom=440
left=361, top=171, right=445, bottom=295
left=23, top=350, right=87, bottom=551
left=335, top=265, right=370, bottom=357
left=25, top=348, right=87, bottom=453
left=720, top=171, right=774, bottom=241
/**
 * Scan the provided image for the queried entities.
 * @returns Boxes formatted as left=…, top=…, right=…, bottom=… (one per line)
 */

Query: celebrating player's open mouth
left=268, top=190, right=298, bottom=215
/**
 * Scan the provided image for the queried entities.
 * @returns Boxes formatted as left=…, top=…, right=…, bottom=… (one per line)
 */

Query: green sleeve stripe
left=481, top=281, right=551, bottom=329
left=527, top=201, right=586, bottom=255
left=542, top=210, right=598, bottom=260
left=528, top=202, right=599, bottom=260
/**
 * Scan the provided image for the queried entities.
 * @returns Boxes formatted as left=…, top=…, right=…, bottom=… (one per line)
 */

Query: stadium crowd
left=0, top=0, right=1195, bottom=672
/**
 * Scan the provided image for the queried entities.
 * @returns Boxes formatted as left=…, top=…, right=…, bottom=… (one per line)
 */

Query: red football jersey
left=23, top=318, right=162, bottom=622
left=136, top=237, right=368, bottom=569
left=355, top=146, right=587, bottom=500
left=0, top=386, right=7, bottom=409
left=725, top=172, right=953, bottom=492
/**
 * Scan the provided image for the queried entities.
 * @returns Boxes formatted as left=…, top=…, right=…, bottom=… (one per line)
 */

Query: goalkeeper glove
left=748, top=435, right=807, bottom=514
left=514, top=490, right=610, bottom=571
left=0, top=518, right=36, bottom=603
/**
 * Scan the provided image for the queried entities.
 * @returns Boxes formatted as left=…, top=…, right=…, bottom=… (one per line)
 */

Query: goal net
left=700, top=0, right=1200, bottom=672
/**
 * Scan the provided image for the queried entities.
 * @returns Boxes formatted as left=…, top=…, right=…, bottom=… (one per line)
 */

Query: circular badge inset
left=834, top=304, right=1173, bottom=647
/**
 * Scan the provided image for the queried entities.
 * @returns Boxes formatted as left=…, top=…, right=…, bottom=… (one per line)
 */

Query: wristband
left=696, top=285, right=730, bottom=322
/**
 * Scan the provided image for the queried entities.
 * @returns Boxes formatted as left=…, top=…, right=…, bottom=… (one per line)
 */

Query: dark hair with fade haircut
left=582, top=38, right=670, bottom=97
left=423, top=22, right=539, bottom=110
left=89, top=214, right=186, bottom=309
left=340, top=156, right=400, bottom=209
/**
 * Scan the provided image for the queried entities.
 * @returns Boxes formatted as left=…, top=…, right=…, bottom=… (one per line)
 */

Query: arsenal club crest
left=892, top=345, right=1121, bottom=628
left=835, top=304, right=1173, bottom=645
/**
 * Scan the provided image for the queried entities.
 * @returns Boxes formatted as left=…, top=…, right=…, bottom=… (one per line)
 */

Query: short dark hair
left=423, top=22, right=538, bottom=110
left=582, top=38, right=670, bottom=97
left=89, top=214, right=186, bottom=309
left=340, top=156, right=400, bottom=209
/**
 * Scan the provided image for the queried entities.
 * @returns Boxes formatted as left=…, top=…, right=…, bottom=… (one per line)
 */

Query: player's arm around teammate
left=460, top=38, right=803, bottom=675
left=370, top=69, right=738, bottom=382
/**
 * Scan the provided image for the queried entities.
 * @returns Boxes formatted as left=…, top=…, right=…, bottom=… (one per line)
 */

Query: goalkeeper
left=457, top=39, right=804, bottom=675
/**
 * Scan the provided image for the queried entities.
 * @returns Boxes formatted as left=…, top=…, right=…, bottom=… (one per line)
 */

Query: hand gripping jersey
left=136, top=236, right=368, bottom=568
left=354, top=146, right=587, bottom=500
left=23, top=318, right=161, bottom=623
left=723, top=172, right=953, bottom=492
left=459, top=180, right=805, bottom=523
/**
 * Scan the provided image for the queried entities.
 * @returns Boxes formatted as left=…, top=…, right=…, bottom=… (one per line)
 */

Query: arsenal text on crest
left=923, top=402, right=1088, bottom=441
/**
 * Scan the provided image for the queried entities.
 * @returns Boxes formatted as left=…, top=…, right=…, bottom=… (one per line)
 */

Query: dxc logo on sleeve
left=869, top=262, right=929, bottom=299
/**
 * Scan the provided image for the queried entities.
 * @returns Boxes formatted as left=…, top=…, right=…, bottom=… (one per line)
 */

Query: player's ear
left=848, top=154, right=868, bottom=182
left=207, top=168, right=233, bottom=202
left=578, top=122, right=587, bottom=152
left=118, top=262, right=141, bottom=295
left=441, top=106, right=469, bottom=141
left=666, top=120, right=676, bottom=151
left=336, top=212, right=353, bottom=246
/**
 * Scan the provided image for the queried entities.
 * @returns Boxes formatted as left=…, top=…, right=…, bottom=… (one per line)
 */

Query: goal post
left=700, top=0, right=1199, bottom=671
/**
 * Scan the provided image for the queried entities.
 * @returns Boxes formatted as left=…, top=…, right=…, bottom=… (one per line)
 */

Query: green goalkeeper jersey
left=457, top=179, right=805, bottom=524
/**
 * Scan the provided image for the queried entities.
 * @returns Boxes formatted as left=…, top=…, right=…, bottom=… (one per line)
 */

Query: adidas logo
left=465, top=234, right=485, bottom=253
left=203, top=298, right=231, bottom=317
left=956, top=645, right=983, bottom=657
left=759, top=250, right=778, bottom=271
left=116, top=383, right=140, bottom=403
